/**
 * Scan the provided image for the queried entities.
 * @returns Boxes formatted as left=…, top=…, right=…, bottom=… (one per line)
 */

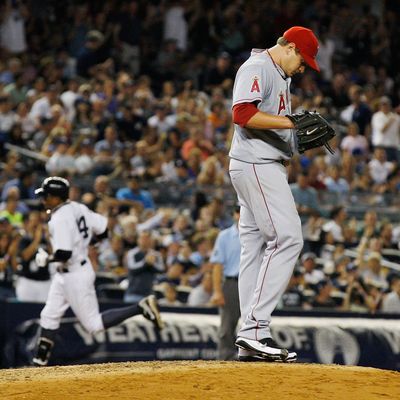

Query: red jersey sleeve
left=232, top=103, right=259, bottom=128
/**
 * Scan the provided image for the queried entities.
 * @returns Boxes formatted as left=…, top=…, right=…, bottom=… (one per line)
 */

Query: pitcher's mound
left=1, top=361, right=399, bottom=400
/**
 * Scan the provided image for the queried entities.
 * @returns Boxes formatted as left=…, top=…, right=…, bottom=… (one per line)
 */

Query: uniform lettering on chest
left=250, top=76, right=260, bottom=93
left=277, top=91, right=286, bottom=114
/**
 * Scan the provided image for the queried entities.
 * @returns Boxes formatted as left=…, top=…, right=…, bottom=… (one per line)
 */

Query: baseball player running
left=229, top=26, right=321, bottom=362
left=32, top=176, right=163, bottom=367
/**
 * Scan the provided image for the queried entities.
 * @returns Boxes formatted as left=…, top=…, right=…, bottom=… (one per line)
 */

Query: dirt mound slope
left=1, top=361, right=399, bottom=400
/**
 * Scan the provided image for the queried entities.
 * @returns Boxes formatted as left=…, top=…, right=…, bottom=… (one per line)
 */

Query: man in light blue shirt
left=116, top=176, right=155, bottom=210
left=210, top=205, right=241, bottom=360
left=290, top=171, right=320, bottom=223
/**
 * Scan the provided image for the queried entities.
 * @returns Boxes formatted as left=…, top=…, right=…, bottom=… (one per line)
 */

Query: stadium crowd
left=0, top=0, right=399, bottom=314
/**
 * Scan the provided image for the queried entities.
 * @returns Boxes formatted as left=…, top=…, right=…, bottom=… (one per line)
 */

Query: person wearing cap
left=301, top=251, right=325, bottom=288
left=204, top=51, right=236, bottom=93
left=311, top=279, right=337, bottom=309
left=371, top=96, right=400, bottom=162
left=279, top=268, right=308, bottom=309
left=76, top=29, right=111, bottom=78
left=229, top=26, right=320, bottom=362
left=360, top=251, right=388, bottom=291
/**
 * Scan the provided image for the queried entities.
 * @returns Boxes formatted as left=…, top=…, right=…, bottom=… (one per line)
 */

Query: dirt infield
left=0, top=361, right=399, bottom=400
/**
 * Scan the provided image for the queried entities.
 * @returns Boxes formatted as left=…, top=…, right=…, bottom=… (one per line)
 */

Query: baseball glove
left=287, top=110, right=336, bottom=154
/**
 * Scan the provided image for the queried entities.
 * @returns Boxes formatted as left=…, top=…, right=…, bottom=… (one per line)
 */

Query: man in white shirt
left=368, top=147, right=395, bottom=186
left=147, top=103, right=176, bottom=136
left=371, top=96, right=400, bottom=162
left=29, top=85, right=59, bottom=129
left=382, top=275, right=400, bottom=313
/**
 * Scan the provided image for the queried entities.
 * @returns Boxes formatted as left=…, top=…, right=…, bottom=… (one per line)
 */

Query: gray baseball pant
left=229, top=158, right=303, bottom=342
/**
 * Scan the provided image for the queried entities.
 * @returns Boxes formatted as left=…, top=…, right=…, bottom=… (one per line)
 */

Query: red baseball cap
left=283, top=26, right=320, bottom=72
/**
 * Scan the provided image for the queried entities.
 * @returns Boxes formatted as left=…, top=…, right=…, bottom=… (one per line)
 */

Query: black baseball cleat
left=238, top=348, right=297, bottom=363
left=235, top=337, right=290, bottom=361
left=32, top=337, right=54, bottom=367
left=139, top=295, right=164, bottom=330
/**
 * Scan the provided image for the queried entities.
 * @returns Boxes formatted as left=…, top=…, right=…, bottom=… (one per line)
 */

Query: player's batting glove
left=35, top=248, right=49, bottom=268
left=287, top=110, right=336, bottom=154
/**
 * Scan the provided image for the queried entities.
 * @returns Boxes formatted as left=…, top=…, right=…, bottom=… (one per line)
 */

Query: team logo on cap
left=250, top=76, right=260, bottom=93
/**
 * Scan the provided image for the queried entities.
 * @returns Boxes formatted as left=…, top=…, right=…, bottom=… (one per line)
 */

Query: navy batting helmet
left=35, top=176, right=70, bottom=201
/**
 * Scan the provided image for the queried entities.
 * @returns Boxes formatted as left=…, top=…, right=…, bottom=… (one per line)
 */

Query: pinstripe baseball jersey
left=49, top=201, right=107, bottom=270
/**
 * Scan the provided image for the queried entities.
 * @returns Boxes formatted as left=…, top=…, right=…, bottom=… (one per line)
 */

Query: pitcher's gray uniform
left=229, top=27, right=320, bottom=361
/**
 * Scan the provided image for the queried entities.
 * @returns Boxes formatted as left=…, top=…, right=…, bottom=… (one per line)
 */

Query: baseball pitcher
left=229, top=26, right=334, bottom=362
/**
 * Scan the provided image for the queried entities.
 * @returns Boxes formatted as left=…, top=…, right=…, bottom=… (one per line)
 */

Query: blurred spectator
left=0, top=186, right=28, bottom=215
left=316, top=27, right=335, bottom=81
left=158, top=282, right=183, bottom=306
left=45, top=137, right=76, bottom=175
left=204, top=52, right=235, bottom=94
left=0, top=226, right=18, bottom=300
left=340, top=85, right=372, bottom=136
left=322, top=206, right=347, bottom=243
left=324, top=165, right=350, bottom=194
left=74, top=138, right=95, bottom=175
left=311, top=279, right=337, bottom=309
left=301, top=252, right=325, bottom=288
left=94, top=125, right=123, bottom=157
left=360, top=252, right=388, bottom=290
left=378, top=222, right=397, bottom=250
left=280, top=269, right=309, bottom=309
left=60, top=79, right=80, bottom=122
left=332, top=256, right=353, bottom=293
left=124, top=230, right=164, bottom=302
left=116, top=176, right=155, bottom=210
left=324, top=73, right=349, bottom=109
left=342, top=275, right=374, bottom=313
left=189, top=234, right=212, bottom=267
left=29, top=85, right=59, bottom=129
left=0, top=94, right=18, bottom=146
left=15, top=211, right=50, bottom=303
left=115, top=1, right=141, bottom=75
left=197, top=155, right=226, bottom=186
left=290, top=171, right=320, bottom=223
left=147, top=102, right=176, bottom=136
left=1, top=169, right=35, bottom=201
left=368, top=147, right=396, bottom=186
left=163, top=1, right=188, bottom=52
left=371, top=96, right=400, bottom=162
left=98, top=235, right=125, bottom=273
left=181, top=125, right=214, bottom=161
left=187, top=270, right=213, bottom=306
left=340, top=122, right=369, bottom=156
left=0, top=191, right=24, bottom=227
left=381, top=275, right=400, bottom=313
left=0, top=0, right=28, bottom=54
left=76, top=30, right=112, bottom=78
left=356, top=210, right=380, bottom=239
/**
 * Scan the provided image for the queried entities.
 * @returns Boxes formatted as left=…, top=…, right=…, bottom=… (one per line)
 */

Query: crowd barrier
left=0, top=300, right=399, bottom=371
